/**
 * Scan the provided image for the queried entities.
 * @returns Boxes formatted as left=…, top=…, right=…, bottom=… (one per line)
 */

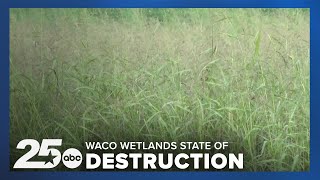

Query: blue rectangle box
left=1, top=0, right=318, bottom=179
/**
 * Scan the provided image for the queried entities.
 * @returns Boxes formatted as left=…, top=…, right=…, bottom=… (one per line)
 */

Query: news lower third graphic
left=13, top=139, right=243, bottom=170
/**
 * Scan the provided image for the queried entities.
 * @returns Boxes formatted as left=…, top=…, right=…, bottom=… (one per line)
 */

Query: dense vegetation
left=10, top=9, right=309, bottom=171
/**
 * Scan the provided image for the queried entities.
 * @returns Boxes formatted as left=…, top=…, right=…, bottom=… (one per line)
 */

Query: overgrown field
left=10, top=8, right=310, bottom=171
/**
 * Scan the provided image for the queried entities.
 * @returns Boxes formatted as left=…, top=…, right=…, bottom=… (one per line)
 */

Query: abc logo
left=62, top=148, right=82, bottom=169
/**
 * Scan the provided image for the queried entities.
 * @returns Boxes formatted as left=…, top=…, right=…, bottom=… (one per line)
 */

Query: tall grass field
left=10, top=8, right=309, bottom=171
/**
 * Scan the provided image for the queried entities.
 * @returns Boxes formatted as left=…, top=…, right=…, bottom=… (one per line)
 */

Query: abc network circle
left=62, top=148, right=82, bottom=169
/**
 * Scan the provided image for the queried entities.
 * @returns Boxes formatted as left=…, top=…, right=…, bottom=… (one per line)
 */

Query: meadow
left=10, top=8, right=310, bottom=171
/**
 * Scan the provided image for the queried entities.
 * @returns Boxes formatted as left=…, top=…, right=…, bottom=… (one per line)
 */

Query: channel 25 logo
left=13, top=139, right=82, bottom=169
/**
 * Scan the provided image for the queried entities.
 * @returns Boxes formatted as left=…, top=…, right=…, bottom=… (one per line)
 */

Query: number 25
left=13, top=139, right=62, bottom=169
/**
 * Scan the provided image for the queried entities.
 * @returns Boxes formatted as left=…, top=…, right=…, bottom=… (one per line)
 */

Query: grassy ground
left=10, top=8, right=309, bottom=171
